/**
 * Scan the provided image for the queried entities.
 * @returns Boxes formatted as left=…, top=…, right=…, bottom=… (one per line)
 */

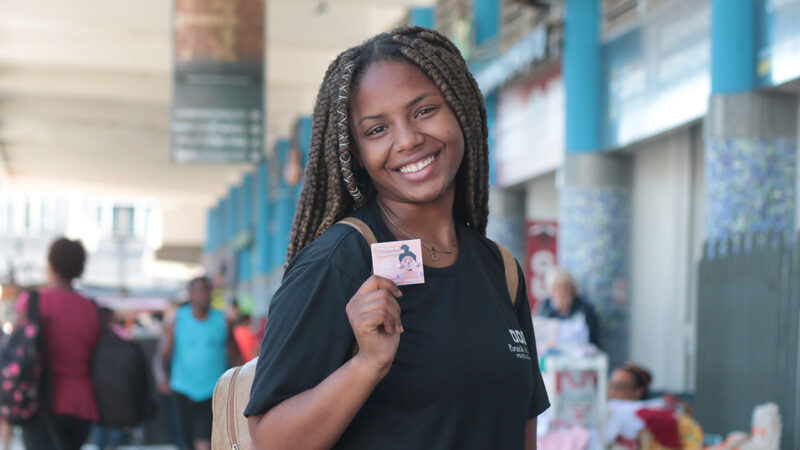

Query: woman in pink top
left=17, top=238, right=100, bottom=450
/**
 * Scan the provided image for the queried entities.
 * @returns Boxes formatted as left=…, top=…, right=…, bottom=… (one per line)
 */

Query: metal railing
left=696, top=231, right=799, bottom=449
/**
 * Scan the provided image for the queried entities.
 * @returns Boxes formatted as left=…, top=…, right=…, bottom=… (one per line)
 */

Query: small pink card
left=370, top=239, right=425, bottom=286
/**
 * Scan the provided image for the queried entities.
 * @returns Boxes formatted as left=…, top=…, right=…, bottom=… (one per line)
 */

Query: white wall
left=525, top=172, right=559, bottom=220
left=629, top=125, right=704, bottom=393
left=160, top=203, right=207, bottom=247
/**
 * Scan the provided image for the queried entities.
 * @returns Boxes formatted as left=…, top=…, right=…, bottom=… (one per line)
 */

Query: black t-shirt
left=245, top=201, right=550, bottom=449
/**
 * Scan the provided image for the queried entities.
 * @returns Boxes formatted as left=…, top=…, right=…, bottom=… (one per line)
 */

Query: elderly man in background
left=538, top=268, right=601, bottom=349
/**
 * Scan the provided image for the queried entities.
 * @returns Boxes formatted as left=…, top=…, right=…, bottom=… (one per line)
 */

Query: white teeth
left=399, top=154, right=436, bottom=174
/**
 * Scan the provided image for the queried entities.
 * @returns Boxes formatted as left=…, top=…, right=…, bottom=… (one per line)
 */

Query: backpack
left=0, top=290, right=47, bottom=424
left=91, top=305, right=156, bottom=428
left=211, top=217, right=519, bottom=449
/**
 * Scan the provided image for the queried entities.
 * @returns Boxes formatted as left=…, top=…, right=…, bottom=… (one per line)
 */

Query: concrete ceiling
left=0, top=0, right=433, bottom=210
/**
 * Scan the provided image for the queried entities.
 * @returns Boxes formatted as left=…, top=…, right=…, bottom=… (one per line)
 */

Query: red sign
left=525, top=220, right=558, bottom=314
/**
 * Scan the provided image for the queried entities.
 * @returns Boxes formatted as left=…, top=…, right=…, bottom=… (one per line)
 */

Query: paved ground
left=5, top=436, right=177, bottom=450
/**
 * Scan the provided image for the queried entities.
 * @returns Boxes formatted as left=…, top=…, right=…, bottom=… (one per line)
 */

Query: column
left=273, top=138, right=294, bottom=269
left=562, top=0, right=632, bottom=369
left=410, top=7, right=434, bottom=29
left=706, top=0, right=797, bottom=244
left=253, top=159, right=273, bottom=317
left=237, top=173, right=254, bottom=313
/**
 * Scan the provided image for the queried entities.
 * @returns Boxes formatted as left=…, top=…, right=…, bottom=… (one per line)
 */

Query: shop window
left=603, top=0, right=676, bottom=36
left=113, top=206, right=135, bottom=238
left=500, top=0, right=551, bottom=52
left=436, top=0, right=472, bottom=56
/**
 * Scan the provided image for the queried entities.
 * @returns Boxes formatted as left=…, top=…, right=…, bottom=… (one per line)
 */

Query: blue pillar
left=410, top=7, right=434, bottom=29
left=228, top=186, right=239, bottom=244
left=711, top=0, right=755, bottom=94
left=296, top=116, right=313, bottom=167
left=237, top=174, right=253, bottom=284
left=272, top=138, right=294, bottom=269
left=705, top=0, right=797, bottom=244
left=220, top=197, right=232, bottom=245
left=564, top=0, right=601, bottom=153
left=473, top=0, right=500, bottom=46
left=205, top=209, right=215, bottom=252
left=235, top=173, right=254, bottom=313
left=485, top=92, right=498, bottom=186
left=561, top=0, right=631, bottom=369
left=255, top=160, right=272, bottom=275
left=214, top=205, right=222, bottom=251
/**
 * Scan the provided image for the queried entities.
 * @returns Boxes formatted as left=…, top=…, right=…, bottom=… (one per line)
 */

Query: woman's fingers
left=359, top=309, right=398, bottom=335
left=349, top=292, right=403, bottom=334
left=347, top=275, right=404, bottom=334
left=354, top=275, right=403, bottom=298
left=353, top=292, right=402, bottom=317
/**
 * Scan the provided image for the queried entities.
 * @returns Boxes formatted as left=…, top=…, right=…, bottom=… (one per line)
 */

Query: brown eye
left=416, top=106, right=438, bottom=118
left=367, top=125, right=387, bottom=136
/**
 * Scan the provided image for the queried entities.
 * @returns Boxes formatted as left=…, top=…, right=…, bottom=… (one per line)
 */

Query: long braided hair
left=286, top=26, right=490, bottom=264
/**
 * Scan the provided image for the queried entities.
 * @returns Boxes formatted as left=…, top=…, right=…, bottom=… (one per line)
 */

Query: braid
left=286, top=26, right=490, bottom=265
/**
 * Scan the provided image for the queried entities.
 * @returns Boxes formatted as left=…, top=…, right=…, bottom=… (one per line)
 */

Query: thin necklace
left=377, top=202, right=457, bottom=262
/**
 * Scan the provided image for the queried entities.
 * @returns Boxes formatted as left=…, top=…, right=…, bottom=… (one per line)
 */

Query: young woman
left=17, top=238, right=100, bottom=450
left=245, top=27, right=549, bottom=449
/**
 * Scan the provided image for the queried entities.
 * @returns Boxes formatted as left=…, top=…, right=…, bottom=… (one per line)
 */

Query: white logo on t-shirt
left=507, top=329, right=532, bottom=360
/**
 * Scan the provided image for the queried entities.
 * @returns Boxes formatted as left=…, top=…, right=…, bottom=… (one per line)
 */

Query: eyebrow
left=357, top=92, right=437, bottom=125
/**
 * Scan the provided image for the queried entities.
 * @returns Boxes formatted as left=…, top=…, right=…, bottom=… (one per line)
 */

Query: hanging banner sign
left=525, top=220, right=558, bottom=314
left=172, top=0, right=265, bottom=164
left=494, top=68, right=564, bottom=187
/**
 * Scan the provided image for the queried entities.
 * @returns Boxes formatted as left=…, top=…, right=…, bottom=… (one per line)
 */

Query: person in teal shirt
left=154, top=277, right=241, bottom=450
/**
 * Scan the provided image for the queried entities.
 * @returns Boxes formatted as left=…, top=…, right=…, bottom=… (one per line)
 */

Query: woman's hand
left=346, top=275, right=404, bottom=378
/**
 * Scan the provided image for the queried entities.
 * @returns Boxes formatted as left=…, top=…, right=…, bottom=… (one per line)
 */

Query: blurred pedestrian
left=245, top=27, right=549, bottom=449
left=606, top=362, right=702, bottom=448
left=608, top=362, right=652, bottom=401
left=232, top=314, right=259, bottom=362
left=89, top=307, right=128, bottom=449
left=16, top=237, right=99, bottom=450
left=539, top=267, right=601, bottom=348
left=0, top=420, right=10, bottom=450
left=154, top=276, right=240, bottom=450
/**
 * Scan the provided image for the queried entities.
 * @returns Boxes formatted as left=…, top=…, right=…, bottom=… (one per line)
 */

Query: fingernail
left=400, top=325, right=404, bottom=333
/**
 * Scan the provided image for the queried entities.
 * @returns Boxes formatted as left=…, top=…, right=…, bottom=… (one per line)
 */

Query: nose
left=393, top=121, right=424, bottom=153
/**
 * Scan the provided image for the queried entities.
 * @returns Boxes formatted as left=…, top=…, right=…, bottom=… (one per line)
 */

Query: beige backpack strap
left=338, top=217, right=378, bottom=245
left=338, top=217, right=378, bottom=357
left=494, top=242, right=519, bottom=306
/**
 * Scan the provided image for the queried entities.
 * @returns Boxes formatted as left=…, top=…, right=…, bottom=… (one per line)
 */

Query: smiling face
left=349, top=59, right=465, bottom=206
